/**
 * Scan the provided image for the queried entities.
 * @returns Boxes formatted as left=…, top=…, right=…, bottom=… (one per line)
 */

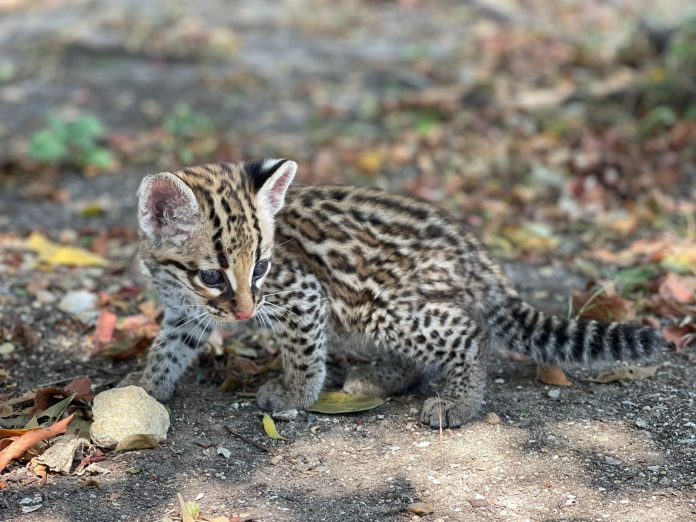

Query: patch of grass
left=163, top=103, right=214, bottom=164
left=29, top=113, right=114, bottom=170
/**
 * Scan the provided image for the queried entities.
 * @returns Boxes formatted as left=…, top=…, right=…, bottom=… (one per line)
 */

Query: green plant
left=29, top=113, right=114, bottom=169
left=163, top=103, right=214, bottom=163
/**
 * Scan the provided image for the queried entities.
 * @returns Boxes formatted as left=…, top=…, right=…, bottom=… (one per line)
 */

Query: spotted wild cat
left=136, top=160, right=662, bottom=428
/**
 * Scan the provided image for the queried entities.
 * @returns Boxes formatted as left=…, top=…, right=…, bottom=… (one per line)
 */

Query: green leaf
left=307, top=391, right=385, bottom=414
left=29, top=129, right=67, bottom=162
left=24, top=393, right=76, bottom=429
left=65, top=114, right=104, bottom=148
left=81, top=148, right=114, bottom=169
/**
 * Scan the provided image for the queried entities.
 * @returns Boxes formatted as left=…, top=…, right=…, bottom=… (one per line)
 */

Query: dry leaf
left=306, top=391, right=385, bottom=414
left=590, top=365, right=659, bottom=384
left=663, top=324, right=696, bottom=351
left=114, top=434, right=160, bottom=452
left=0, top=413, right=75, bottom=472
left=573, top=290, right=636, bottom=322
left=262, top=414, right=285, bottom=441
left=659, top=273, right=696, bottom=304
left=94, top=310, right=117, bottom=348
left=35, top=434, right=87, bottom=473
left=536, top=365, right=572, bottom=386
left=23, top=232, right=107, bottom=267
left=177, top=493, right=196, bottom=522
left=407, top=502, right=434, bottom=515
left=64, top=377, right=93, bottom=402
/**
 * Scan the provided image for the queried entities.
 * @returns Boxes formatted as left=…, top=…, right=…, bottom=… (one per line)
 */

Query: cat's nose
left=234, top=308, right=254, bottom=320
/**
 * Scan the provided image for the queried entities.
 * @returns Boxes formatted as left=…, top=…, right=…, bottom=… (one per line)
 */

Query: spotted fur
left=136, top=160, right=663, bottom=427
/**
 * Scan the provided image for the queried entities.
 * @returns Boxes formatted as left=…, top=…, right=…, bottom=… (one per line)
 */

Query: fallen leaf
left=25, top=393, right=76, bottom=428
left=307, top=391, right=385, bottom=414
left=502, top=223, right=558, bottom=253
left=536, top=365, right=572, bottom=386
left=228, top=356, right=264, bottom=376
left=23, top=232, right=107, bottom=267
left=33, top=462, right=47, bottom=486
left=407, top=502, right=434, bottom=515
left=659, top=273, right=696, bottom=304
left=0, top=413, right=75, bottom=472
left=262, top=414, right=285, bottom=440
left=663, top=324, right=696, bottom=350
left=0, top=428, right=31, bottom=438
left=35, top=434, right=87, bottom=473
left=178, top=494, right=196, bottom=522
left=114, top=434, right=160, bottom=452
left=590, top=365, right=659, bottom=384
left=64, top=377, right=93, bottom=402
left=573, top=290, right=636, bottom=322
left=138, top=300, right=160, bottom=322
left=94, top=310, right=117, bottom=350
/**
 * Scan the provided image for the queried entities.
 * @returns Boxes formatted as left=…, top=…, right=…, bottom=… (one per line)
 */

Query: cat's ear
left=245, top=159, right=296, bottom=216
left=137, top=172, right=200, bottom=244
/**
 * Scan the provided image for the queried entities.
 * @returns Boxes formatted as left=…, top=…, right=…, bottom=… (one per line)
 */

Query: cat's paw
left=256, top=378, right=313, bottom=412
left=420, top=397, right=479, bottom=429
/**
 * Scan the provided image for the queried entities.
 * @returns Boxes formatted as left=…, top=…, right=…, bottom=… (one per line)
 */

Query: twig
left=225, top=426, right=270, bottom=453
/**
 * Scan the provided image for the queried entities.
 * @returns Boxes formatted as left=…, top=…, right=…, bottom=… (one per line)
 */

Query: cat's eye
left=252, top=260, right=269, bottom=280
left=200, top=269, right=224, bottom=287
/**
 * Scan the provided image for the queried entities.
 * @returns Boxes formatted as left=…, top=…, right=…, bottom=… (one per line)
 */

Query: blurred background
left=0, top=0, right=695, bottom=327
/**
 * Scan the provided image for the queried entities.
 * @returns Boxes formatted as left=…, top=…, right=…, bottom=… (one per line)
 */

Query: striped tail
left=482, top=295, right=662, bottom=364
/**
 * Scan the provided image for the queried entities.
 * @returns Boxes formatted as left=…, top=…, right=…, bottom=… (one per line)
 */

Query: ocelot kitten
left=136, top=159, right=662, bottom=428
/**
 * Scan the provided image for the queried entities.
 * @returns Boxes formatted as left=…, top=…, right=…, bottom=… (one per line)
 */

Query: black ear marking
left=244, top=159, right=287, bottom=192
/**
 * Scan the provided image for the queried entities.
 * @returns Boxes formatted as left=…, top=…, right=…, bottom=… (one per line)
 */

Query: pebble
left=548, top=389, right=561, bottom=399
left=635, top=418, right=648, bottom=429
left=414, top=441, right=431, bottom=448
left=58, top=290, right=98, bottom=317
left=272, top=409, right=299, bottom=421
left=0, top=342, right=15, bottom=356
left=605, top=456, right=622, bottom=466
left=217, top=447, right=231, bottom=459
left=485, top=412, right=501, bottom=425
left=89, top=386, right=170, bottom=448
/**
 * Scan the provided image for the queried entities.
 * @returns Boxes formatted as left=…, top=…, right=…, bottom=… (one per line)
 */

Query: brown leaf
left=663, top=324, right=696, bottom=351
left=94, top=310, right=117, bottom=351
left=590, top=365, right=659, bottom=384
left=100, top=336, right=150, bottom=361
left=64, top=377, right=93, bottom=402
left=114, top=434, right=160, bottom=452
left=0, top=428, right=31, bottom=439
left=659, top=273, right=696, bottom=304
left=137, top=300, right=160, bottom=322
left=573, top=290, right=635, bottom=322
left=228, top=356, right=264, bottom=376
left=0, top=413, right=75, bottom=472
left=536, top=365, right=572, bottom=386
left=407, top=502, right=434, bottom=515
left=178, top=493, right=196, bottom=522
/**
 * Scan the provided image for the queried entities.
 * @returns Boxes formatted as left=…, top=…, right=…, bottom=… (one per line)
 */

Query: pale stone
left=89, top=386, right=170, bottom=448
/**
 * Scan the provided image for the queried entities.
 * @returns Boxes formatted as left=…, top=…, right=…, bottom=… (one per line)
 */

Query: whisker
left=168, top=310, right=208, bottom=334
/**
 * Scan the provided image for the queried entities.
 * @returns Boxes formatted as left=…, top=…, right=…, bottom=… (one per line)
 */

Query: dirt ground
left=1, top=0, right=695, bottom=521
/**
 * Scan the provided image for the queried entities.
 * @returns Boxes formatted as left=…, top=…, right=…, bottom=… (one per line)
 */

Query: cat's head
left=136, top=159, right=296, bottom=322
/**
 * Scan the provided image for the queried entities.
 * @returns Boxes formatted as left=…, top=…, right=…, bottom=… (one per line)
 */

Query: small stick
left=226, top=426, right=270, bottom=453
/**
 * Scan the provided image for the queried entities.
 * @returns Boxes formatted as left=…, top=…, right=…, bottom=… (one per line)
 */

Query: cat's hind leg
left=343, top=358, right=421, bottom=397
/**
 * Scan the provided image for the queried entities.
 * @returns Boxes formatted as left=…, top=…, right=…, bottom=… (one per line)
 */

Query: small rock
left=635, top=418, right=648, bottom=429
left=407, top=502, right=434, bottom=515
left=58, top=290, right=98, bottom=317
left=0, top=342, right=15, bottom=356
left=21, top=505, right=42, bottom=514
left=659, top=477, right=670, bottom=485
left=89, top=386, right=170, bottom=448
left=272, top=409, right=299, bottom=421
left=36, top=290, right=56, bottom=304
left=270, top=455, right=283, bottom=465
left=217, top=447, right=231, bottom=459
left=548, top=389, right=561, bottom=399
left=647, top=465, right=660, bottom=472
left=415, top=441, right=431, bottom=448
left=468, top=498, right=489, bottom=508
left=605, top=456, right=622, bottom=466
left=84, top=463, right=111, bottom=475
left=484, top=412, right=501, bottom=425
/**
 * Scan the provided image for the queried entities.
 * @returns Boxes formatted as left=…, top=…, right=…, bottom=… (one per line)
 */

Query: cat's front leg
left=141, top=307, right=214, bottom=401
left=256, top=296, right=328, bottom=412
